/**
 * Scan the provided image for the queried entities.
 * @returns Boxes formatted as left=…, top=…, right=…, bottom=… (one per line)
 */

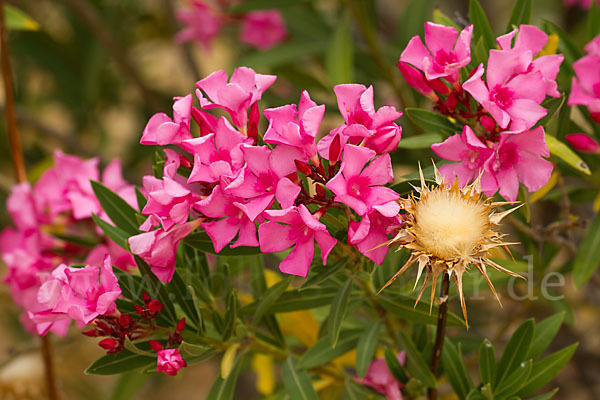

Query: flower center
left=490, top=85, right=514, bottom=109
left=462, top=149, right=482, bottom=169
left=433, top=50, right=458, bottom=71
left=346, top=175, right=370, bottom=198
left=498, top=142, right=519, bottom=169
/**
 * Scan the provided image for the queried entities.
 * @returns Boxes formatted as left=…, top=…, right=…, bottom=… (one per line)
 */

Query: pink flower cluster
left=400, top=23, right=561, bottom=200
left=131, top=67, right=404, bottom=281
left=0, top=151, right=136, bottom=336
left=569, top=35, right=600, bottom=123
left=176, top=1, right=287, bottom=51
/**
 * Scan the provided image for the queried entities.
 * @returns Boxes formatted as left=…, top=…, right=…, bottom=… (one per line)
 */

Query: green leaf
left=4, top=5, right=39, bottom=31
left=184, top=232, right=261, bottom=256
left=398, top=332, right=437, bottom=388
left=135, top=187, right=147, bottom=212
left=136, top=257, right=177, bottom=324
left=527, top=313, right=565, bottom=360
left=85, top=350, right=155, bottom=375
left=206, top=353, right=247, bottom=400
left=404, top=108, right=458, bottom=136
left=356, top=321, right=383, bottom=379
left=378, top=294, right=466, bottom=327
left=179, top=341, right=213, bottom=359
left=384, top=348, right=409, bottom=384
left=328, top=278, right=353, bottom=347
left=494, top=359, right=532, bottom=400
left=588, top=1, right=600, bottom=40
left=469, top=0, right=496, bottom=50
left=397, top=133, right=443, bottom=149
left=573, top=211, right=600, bottom=287
left=536, top=94, right=565, bottom=127
left=528, top=389, right=559, bottom=400
left=433, top=8, right=459, bottom=29
left=253, top=277, right=292, bottom=324
left=343, top=376, right=380, bottom=400
left=222, top=291, right=238, bottom=341
left=506, top=0, right=532, bottom=32
left=243, top=287, right=337, bottom=314
left=92, top=214, right=130, bottom=249
left=282, top=357, right=319, bottom=400
left=301, top=258, right=347, bottom=290
left=297, top=330, right=361, bottom=369
left=542, top=20, right=582, bottom=67
left=240, top=40, right=328, bottom=69
left=229, top=0, right=303, bottom=13
left=545, top=134, right=591, bottom=175
left=91, top=181, right=140, bottom=235
left=479, top=339, right=496, bottom=385
left=326, top=11, right=353, bottom=85
left=169, top=270, right=201, bottom=328
left=123, top=337, right=155, bottom=357
left=517, top=343, right=578, bottom=397
left=494, top=319, right=534, bottom=388
left=442, top=339, right=474, bottom=399
left=398, top=0, right=434, bottom=46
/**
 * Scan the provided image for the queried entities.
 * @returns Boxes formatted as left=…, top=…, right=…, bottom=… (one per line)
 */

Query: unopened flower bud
left=565, top=133, right=600, bottom=154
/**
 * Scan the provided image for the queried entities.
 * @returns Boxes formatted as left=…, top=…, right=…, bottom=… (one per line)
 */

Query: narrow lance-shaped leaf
left=328, top=277, right=353, bottom=347
left=398, top=332, right=437, bottom=388
left=91, top=181, right=140, bottom=235
left=479, top=339, right=496, bottom=385
left=527, top=312, right=565, bottom=359
left=442, top=339, right=474, bottom=399
left=469, top=0, right=496, bottom=50
left=282, top=357, right=319, bottom=400
left=355, top=321, right=383, bottom=379
left=384, top=348, right=409, bottom=384
left=506, top=0, right=532, bottom=31
left=493, top=360, right=532, bottom=399
left=545, top=134, right=591, bottom=175
left=253, top=277, right=292, bottom=324
left=494, top=319, right=534, bottom=388
left=573, top=211, right=600, bottom=288
left=325, top=11, right=354, bottom=85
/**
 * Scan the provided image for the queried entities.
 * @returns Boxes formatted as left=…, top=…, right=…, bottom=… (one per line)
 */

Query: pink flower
left=33, top=256, right=121, bottom=329
left=463, top=54, right=547, bottom=131
left=431, top=125, right=494, bottom=187
left=175, top=1, right=222, bottom=50
left=140, top=95, right=193, bottom=147
left=196, top=67, right=276, bottom=129
left=355, top=352, right=406, bottom=400
left=194, top=185, right=259, bottom=252
left=483, top=127, right=554, bottom=201
left=157, top=348, right=187, bottom=376
left=400, top=22, right=473, bottom=81
left=565, top=133, right=600, bottom=153
left=348, top=212, right=402, bottom=265
left=263, top=90, right=324, bottom=163
left=496, top=25, right=563, bottom=98
left=318, top=84, right=402, bottom=158
left=397, top=61, right=439, bottom=101
left=584, top=35, right=600, bottom=56
left=568, top=53, right=600, bottom=122
left=326, top=145, right=400, bottom=217
left=6, top=182, right=42, bottom=232
left=240, top=10, right=287, bottom=51
left=129, top=221, right=200, bottom=283
left=258, top=205, right=336, bottom=277
left=185, top=117, right=252, bottom=184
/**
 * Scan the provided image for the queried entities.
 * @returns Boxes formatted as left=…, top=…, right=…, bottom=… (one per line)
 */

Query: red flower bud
left=446, top=92, right=458, bottom=111
left=118, top=314, right=132, bottom=328
left=142, top=292, right=150, bottom=303
left=148, top=299, right=163, bottom=314
left=294, top=160, right=312, bottom=176
left=149, top=340, right=164, bottom=352
left=82, top=329, right=98, bottom=337
left=480, top=115, right=497, bottom=131
left=247, top=102, right=260, bottom=144
left=316, top=184, right=326, bottom=198
left=98, top=338, right=119, bottom=351
left=134, top=305, right=145, bottom=316
left=176, top=318, right=186, bottom=333
left=329, top=134, right=342, bottom=164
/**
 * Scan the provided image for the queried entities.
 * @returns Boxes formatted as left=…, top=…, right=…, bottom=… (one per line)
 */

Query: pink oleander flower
left=318, top=84, right=403, bottom=158
left=31, top=256, right=121, bottom=333
left=355, top=352, right=406, bottom=400
left=348, top=212, right=402, bottom=265
left=432, top=125, right=494, bottom=187
left=194, top=185, right=259, bottom=252
left=496, top=25, right=563, bottom=98
left=196, top=67, right=277, bottom=129
left=263, top=90, right=324, bottom=163
left=185, top=117, right=252, bottom=184
left=175, top=1, right=222, bottom=50
left=483, top=126, right=553, bottom=201
left=258, top=205, right=336, bottom=277
left=129, top=220, right=200, bottom=282
left=463, top=52, right=548, bottom=131
left=240, top=10, right=287, bottom=51
left=326, top=144, right=400, bottom=217
left=568, top=53, right=600, bottom=122
left=565, top=133, right=600, bottom=153
left=140, top=95, right=193, bottom=147
left=157, top=348, right=187, bottom=376
left=221, top=144, right=302, bottom=218
left=400, top=22, right=473, bottom=82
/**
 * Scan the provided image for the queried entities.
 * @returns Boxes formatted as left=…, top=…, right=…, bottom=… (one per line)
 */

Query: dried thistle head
left=379, top=164, right=523, bottom=327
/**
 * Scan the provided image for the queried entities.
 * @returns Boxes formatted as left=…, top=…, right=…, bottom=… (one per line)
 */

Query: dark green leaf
left=506, top=0, right=532, bottom=31
left=527, top=313, right=565, bottom=360
left=206, top=353, right=247, bottom=400
left=328, top=278, right=353, bottom=347
left=282, top=357, right=319, bottom=400
left=301, top=258, right=348, bottom=290
left=136, top=257, right=177, bottom=323
left=243, top=287, right=337, bottom=314
left=469, top=0, right=496, bottom=50
left=494, top=319, right=534, bottom=388
left=253, top=277, right=292, bottom=324
left=517, top=343, right=578, bottom=397
left=326, top=11, right=353, bottom=85
left=528, top=389, right=559, bottom=400
left=222, top=291, right=238, bottom=341
left=573, top=211, right=600, bottom=287
left=92, top=214, right=130, bottom=249
left=397, top=133, right=443, bottom=149
left=536, top=95, right=565, bottom=127
left=398, top=332, right=437, bottom=388
left=135, top=186, right=147, bottom=212
left=168, top=270, right=200, bottom=328
left=542, top=20, right=582, bottom=67
left=494, top=360, right=532, bottom=400
left=379, top=294, right=466, bottom=327
left=442, top=339, right=474, bottom=399
left=384, top=348, right=409, bottom=384
left=91, top=181, right=140, bottom=235
left=588, top=1, right=600, bottom=39
left=356, top=321, right=383, bottom=379
left=479, top=339, right=496, bottom=385
left=404, top=108, right=458, bottom=136
left=85, top=350, right=155, bottom=375
left=398, top=0, right=434, bottom=46
left=297, top=330, right=361, bottom=369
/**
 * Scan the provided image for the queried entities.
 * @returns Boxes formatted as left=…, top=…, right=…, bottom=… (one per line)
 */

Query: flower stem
left=428, top=273, right=450, bottom=400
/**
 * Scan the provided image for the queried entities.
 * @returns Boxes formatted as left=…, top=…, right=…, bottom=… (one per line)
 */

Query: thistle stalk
left=428, top=273, right=450, bottom=400
left=0, top=4, right=60, bottom=399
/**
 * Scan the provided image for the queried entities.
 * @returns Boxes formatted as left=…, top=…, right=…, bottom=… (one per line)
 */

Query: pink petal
left=279, top=240, right=314, bottom=277
left=258, top=221, right=295, bottom=253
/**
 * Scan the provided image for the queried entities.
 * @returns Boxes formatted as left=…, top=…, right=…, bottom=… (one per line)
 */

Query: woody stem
left=428, top=273, right=450, bottom=400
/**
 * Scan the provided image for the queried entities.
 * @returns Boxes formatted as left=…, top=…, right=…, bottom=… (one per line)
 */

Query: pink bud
left=480, top=115, right=497, bottom=131
left=176, top=318, right=186, bottom=333
left=329, top=134, right=342, bottom=164
left=565, top=133, right=600, bottom=153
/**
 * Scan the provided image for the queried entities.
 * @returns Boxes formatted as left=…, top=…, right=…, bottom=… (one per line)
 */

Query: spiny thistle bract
left=379, top=164, right=524, bottom=327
